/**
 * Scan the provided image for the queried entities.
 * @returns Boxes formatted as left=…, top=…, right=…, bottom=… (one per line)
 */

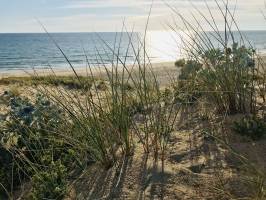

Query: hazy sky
left=0, top=0, right=266, bottom=33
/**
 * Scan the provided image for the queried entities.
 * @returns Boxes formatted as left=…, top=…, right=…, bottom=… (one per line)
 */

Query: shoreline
left=0, top=61, right=176, bottom=79
left=1, top=52, right=266, bottom=79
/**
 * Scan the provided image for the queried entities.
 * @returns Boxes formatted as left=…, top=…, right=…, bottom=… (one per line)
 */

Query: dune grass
left=168, top=0, right=266, bottom=198
left=0, top=76, right=95, bottom=90
left=0, top=0, right=266, bottom=199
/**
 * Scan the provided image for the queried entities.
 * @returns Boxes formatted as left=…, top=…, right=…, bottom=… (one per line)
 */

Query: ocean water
left=0, top=32, right=139, bottom=72
left=0, top=31, right=266, bottom=73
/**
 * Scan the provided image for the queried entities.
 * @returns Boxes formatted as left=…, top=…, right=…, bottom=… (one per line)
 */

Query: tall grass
left=1, top=0, right=265, bottom=198
left=167, top=0, right=265, bottom=115
left=168, top=0, right=266, bottom=199
left=31, top=20, right=180, bottom=173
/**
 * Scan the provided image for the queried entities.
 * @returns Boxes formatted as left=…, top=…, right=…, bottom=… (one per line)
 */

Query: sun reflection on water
left=145, top=31, right=183, bottom=63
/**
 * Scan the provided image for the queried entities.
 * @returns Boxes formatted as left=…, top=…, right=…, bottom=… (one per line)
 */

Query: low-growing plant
left=169, top=0, right=262, bottom=115
left=0, top=94, right=78, bottom=196
left=178, top=59, right=202, bottom=80
left=169, top=2, right=266, bottom=198
left=174, top=43, right=257, bottom=114
left=233, top=115, right=266, bottom=140
left=30, top=161, right=67, bottom=200
left=197, top=43, right=256, bottom=114
left=174, top=80, right=201, bottom=104
left=0, top=145, right=20, bottom=196
left=173, top=59, right=203, bottom=104
left=5, top=94, right=67, bottom=164
left=174, top=58, right=186, bottom=68
left=0, top=76, right=94, bottom=91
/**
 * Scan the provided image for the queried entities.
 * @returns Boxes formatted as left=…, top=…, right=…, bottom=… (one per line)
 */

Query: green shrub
left=197, top=43, right=256, bottom=114
left=174, top=84, right=198, bottom=104
left=233, top=115, right=266, bottom=140
left=30, top=161, right=67, bottom=200
left=173, top=59, right=203, bottom=104
left=175, top=59, right=186, bottom=68
left=0, top=147, right=21, bottom=196
left=5, top=95, right=65, bottom=163
left=178, top=60, right=202, bottom=80
left=0, top=76, right=93, bottom=91
left=175, top=43, right=257, bottom=114
left=0, top=94, right=77, bottom=196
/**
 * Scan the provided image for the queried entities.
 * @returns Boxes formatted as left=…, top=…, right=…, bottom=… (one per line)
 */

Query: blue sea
left=1, top=31, right=266, bottom=73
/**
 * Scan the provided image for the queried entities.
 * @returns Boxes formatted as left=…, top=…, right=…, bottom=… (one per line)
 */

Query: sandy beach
left=0, top=61, right=175, bottom=77
left=1, top=3, right=266, bottom=197
left=1, top=54, right=266, bottom=199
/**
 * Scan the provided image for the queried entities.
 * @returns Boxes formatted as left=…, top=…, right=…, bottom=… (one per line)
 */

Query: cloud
left=2, top=0, right=265, bottom=33
left=63, top=0, right=168, bottom=9
left=36, top=1, right=266, bottom=32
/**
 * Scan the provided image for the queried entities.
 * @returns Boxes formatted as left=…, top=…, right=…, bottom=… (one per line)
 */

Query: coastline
left=0, top=61, right=176, bottom=79
left=1, top=52, right=265, bottom=79
left=0, top=47, right=265, bottom=200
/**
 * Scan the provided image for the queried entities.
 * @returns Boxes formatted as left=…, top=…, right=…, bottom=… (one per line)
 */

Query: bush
left=178, top=60, right=202, bottom=80
left=200, top=43, right=256, bottom=114
left=0, top=94, right=77, bottom=196
left=5, top=95, right=65, bottom=163
left=175, top=59, right=186, bottom=68
left=30, top=161, right=67, bottom=200
left=0, top=76, right=93, bottom=91
left=233, top=115, right=266, bottom=140
left=0, top=146, right=20, bottom=196
left=173, top=59, right=203, bottom=104
left=175, top=43, right=257, bottom=114
left=174, top=80, right=202, bottom=104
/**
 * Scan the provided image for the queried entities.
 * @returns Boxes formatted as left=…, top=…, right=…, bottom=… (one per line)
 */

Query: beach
left=1, top=1, right=266, bottom=198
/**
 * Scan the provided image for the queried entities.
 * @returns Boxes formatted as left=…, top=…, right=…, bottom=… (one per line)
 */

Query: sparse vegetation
left=233, top=115, right=266, bottom=140
left=0, top=0, right=266, bottom=199
left=0, top=94, right=78, bottom=198
left=168, top=0, right=266, bottom=199
left=30, top=161, right=67, bottom=200
left=0, top=76, right=95, bottom=90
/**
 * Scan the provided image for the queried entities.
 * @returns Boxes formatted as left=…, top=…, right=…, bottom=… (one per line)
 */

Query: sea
left=1, top=31, right=266, bottom=73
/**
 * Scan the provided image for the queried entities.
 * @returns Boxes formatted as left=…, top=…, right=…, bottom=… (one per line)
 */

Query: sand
left=1, top=60, right=265, bottom=199
left=0, top=62, right=176, bottom=77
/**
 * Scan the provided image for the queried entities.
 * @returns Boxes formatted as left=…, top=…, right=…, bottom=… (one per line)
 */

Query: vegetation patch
left=0, top=76, right=95, bottom=90
left=174, top=44, right=258, bottom=114
left=30, top=161, right=67, bottom=200
left=0, top=93, right=79, bottom=198
left=233, top=115, right=266, bottom=140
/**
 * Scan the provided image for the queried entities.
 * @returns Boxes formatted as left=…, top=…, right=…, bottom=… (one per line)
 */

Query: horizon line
left=1, top=29, right=266, bottom=34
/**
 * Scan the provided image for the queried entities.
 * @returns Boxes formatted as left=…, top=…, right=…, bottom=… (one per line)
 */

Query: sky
left=0, top=0, right=266, bottom=33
